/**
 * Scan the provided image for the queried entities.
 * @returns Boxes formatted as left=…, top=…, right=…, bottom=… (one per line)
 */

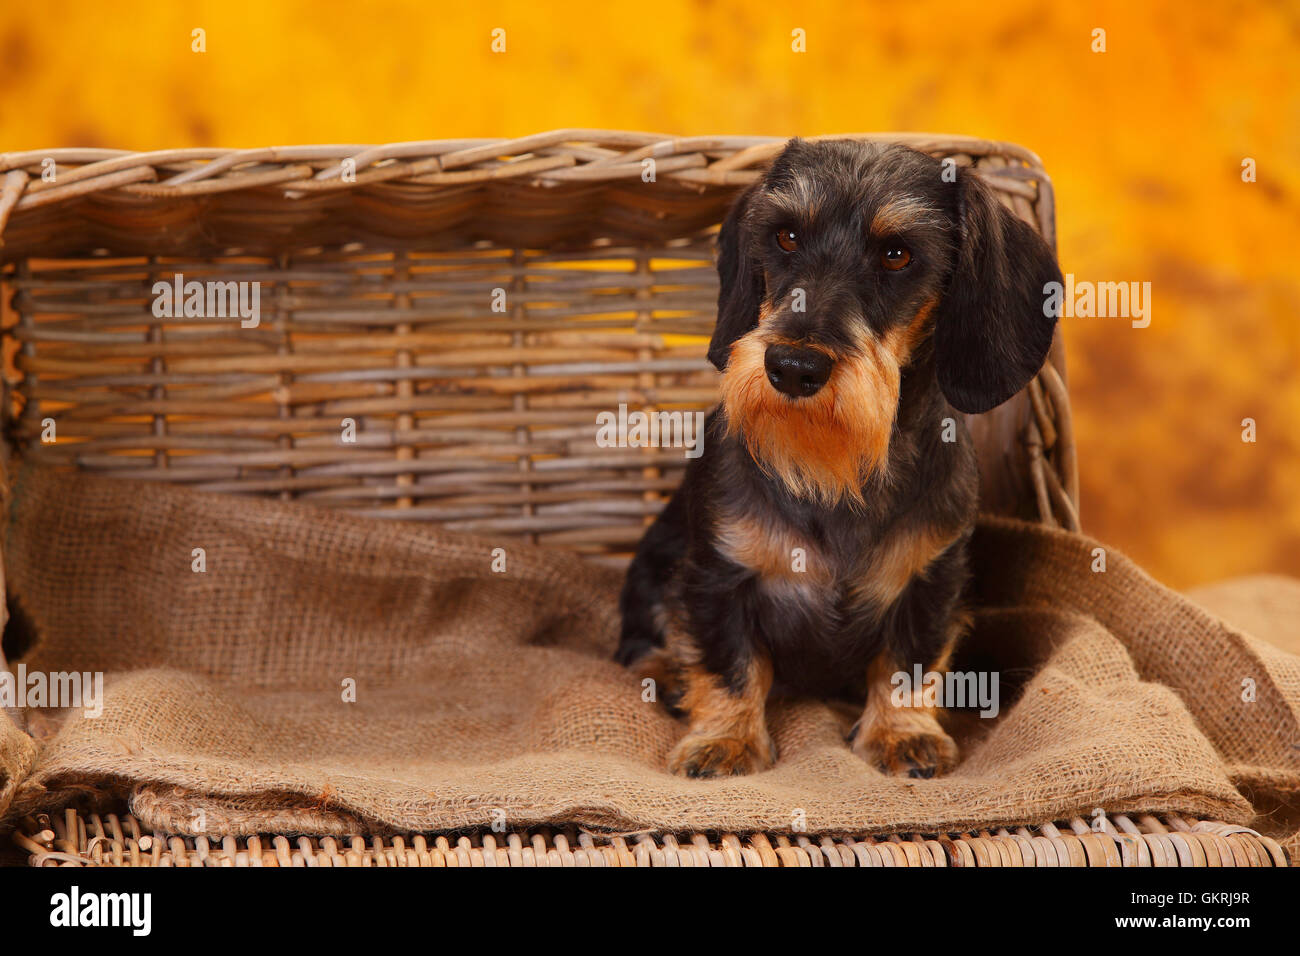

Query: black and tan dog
left=616, top=138, right=1062, bottom=778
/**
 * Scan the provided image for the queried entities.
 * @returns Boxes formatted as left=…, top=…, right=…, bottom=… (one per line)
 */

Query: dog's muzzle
left=764, top=343, right=833, bottom=398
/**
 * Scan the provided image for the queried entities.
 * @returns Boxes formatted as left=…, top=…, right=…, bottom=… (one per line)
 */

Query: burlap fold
left=3, top=465, right=1298, bottom=842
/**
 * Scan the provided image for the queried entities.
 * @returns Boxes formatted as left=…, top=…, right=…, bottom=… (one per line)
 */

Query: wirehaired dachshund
left=617, top=138, right=1062, bottom=778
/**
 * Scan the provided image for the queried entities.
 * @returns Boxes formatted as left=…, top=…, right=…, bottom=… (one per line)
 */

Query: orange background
left=1, top=0, right=1297, bottom=588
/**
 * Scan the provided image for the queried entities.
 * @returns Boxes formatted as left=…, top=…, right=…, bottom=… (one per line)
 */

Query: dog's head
left=710, top=138, right=1062, bottom=506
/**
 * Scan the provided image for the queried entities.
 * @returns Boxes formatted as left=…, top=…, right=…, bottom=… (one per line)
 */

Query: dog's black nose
left=764, top=344, right=833, bottom=398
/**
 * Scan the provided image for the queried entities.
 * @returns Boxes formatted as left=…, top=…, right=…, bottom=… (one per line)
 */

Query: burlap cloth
left=2, top=465, right=1298, bottom=852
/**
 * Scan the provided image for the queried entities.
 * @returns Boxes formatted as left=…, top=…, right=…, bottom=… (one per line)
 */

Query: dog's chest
left=715, top=508, right=836, bottom=605
left=716, top=506, right=948, bottom=619
left=710, top=500, right=967, bottom=698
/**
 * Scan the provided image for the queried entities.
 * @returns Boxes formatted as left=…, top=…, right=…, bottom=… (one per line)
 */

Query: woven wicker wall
left=0, top=132, right=1077, bottom=562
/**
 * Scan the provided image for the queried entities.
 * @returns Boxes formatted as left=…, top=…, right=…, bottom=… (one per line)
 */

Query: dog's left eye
left=881, top=245, right=912, bottom=271
left=776, top=228, right=798, bottom=252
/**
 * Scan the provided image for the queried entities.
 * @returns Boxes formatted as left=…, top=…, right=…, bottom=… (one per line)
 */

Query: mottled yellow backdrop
left=2, top=0, right=1297, bottom=587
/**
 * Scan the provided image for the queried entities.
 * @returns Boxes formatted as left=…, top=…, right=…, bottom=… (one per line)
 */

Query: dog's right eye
left=881, top=245, right=912, bottom=271
left=776, top=228, right=798, bottom=252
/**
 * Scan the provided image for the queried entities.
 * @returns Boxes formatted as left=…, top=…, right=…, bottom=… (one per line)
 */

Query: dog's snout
left=764, top=344, right=833, bottom=398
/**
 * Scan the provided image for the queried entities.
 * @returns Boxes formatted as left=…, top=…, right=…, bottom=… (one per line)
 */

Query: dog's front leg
left=667, top=650, right=776, bottom=778
left=849, top=649, right=959, bottom=778
left=847, top=526, right=970, bottom=778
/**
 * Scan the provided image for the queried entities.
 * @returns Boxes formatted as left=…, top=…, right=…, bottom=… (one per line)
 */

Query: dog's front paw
left=668, top=732, right=776, bottom=778
left=850, top=716, right=958, bottom=779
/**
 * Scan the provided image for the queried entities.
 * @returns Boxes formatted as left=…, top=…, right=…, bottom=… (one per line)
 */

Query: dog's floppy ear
left=934, top=168, right=1062, bottom=414
left=708, top=183, right=764, bottom=371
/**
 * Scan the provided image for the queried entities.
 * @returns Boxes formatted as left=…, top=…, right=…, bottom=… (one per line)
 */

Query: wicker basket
left=0, top=131, right=1077, bottom=568
left=0, top=130, right=1094, bottom=865
left=13, top=809, right=1289, bottom=867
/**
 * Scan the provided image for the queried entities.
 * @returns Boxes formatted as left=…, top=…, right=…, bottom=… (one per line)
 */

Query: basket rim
left=0, top=129, right=1048, bottom=243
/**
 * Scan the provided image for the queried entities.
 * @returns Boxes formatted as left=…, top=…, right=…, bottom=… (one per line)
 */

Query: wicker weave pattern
left=14, top=809, right=1288, bottom=867
left=8, top=245, right=722, bottom=559
left=0, top=131, right=1078, bottom=560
